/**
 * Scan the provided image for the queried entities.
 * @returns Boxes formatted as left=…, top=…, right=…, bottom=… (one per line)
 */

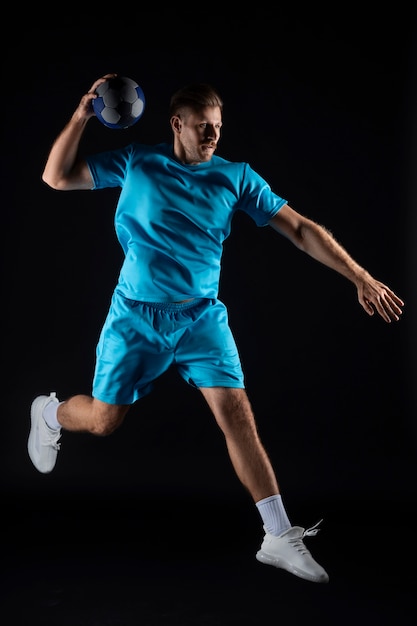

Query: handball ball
left=93, top=76, right=145, bottom=129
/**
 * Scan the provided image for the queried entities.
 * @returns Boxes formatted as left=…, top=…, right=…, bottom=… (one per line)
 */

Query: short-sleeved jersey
left=86, top=142, right=286, bottom=302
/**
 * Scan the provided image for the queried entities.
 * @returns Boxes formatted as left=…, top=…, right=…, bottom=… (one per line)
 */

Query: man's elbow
left=41, top=172, right=70, bottom=191
left=42, top=170, right=57, bottom=189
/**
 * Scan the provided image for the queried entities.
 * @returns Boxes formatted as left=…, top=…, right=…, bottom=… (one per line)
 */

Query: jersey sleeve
left=86, top=144, right=135, bottom=190
left=239, top=163, right=287, bottom=226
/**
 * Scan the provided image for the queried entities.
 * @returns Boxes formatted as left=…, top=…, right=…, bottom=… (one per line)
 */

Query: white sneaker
left=28, top=392, right=61, bottom=473
left=256, top=520, right=329, bottom=583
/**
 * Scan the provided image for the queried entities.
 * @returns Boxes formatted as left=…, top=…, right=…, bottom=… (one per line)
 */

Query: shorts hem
left=187, top=380, right=245, bottom=389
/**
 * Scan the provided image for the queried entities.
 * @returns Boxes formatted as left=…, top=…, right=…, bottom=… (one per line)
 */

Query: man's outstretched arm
left=269, top=204, right=404, bottom=323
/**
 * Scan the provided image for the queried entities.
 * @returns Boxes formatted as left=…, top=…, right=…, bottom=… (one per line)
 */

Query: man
left=28, top=74, right=404, bottom=584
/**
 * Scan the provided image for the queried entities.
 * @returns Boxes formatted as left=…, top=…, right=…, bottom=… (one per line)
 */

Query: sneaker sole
left=256, top=549, right=329, bottom=583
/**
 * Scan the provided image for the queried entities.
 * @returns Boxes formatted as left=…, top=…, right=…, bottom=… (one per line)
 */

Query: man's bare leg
left=28, top=392, right=129, bottom=474
left=57, top=395, right=129, bottom=435
left=200, top=386, right=329, bottom=583
left=200, top=386, right=279, bottom=502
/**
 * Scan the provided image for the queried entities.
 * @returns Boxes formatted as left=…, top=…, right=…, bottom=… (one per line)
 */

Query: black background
left=2, top=9, right=417, bottom=624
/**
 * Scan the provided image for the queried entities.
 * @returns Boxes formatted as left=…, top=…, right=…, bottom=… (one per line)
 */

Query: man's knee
left=91, top=401, right=129, bottom=436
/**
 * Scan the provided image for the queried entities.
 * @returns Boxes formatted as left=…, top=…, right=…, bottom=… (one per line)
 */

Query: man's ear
left=170, top=115, right=182, bottom=133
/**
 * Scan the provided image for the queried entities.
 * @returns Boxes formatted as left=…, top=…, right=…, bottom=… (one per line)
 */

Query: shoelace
left=289, top=519, right=324, bottom=554
left=302, top=519, right=324, bottom=539
left=43, top=429, right=61, bottom=450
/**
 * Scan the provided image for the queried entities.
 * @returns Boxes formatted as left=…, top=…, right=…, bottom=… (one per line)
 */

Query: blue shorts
left=92, top=291, right=245, bottom=405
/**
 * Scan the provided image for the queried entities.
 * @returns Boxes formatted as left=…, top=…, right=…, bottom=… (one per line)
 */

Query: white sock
left=43, top=400, right=62, bottom=430
left=256, top=494, right=291, bottom=536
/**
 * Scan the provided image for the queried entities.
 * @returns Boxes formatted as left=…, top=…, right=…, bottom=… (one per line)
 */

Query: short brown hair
left=169, top=83, right=223, bottom=118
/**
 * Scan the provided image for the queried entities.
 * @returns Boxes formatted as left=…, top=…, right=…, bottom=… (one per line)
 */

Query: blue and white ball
left=93, top=76, right=145, bottom=129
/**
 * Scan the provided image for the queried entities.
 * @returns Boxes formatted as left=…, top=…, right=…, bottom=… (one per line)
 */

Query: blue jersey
left=86, top=142, right=286, bottom=302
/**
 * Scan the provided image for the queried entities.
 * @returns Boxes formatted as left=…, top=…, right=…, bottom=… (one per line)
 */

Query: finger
left=88, top=73, right=118, bottom=95
left=363, top=294, right=392, bottom=323
left=377, top=298, right=402, bottom=323
left=383, top=292, right=404, bottom=318
left=80, top=92, right=97, bottom=108
left=388, top=300, right=404, bottom=316
left=363, top=298, right=375, bottom=316
left=387, top=291, right=405, bottom=308
left=379, top=285, right=405, bottom=308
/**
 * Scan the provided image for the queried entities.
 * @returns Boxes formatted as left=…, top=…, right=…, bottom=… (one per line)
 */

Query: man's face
left=172, top=106, right=222, bottom=165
